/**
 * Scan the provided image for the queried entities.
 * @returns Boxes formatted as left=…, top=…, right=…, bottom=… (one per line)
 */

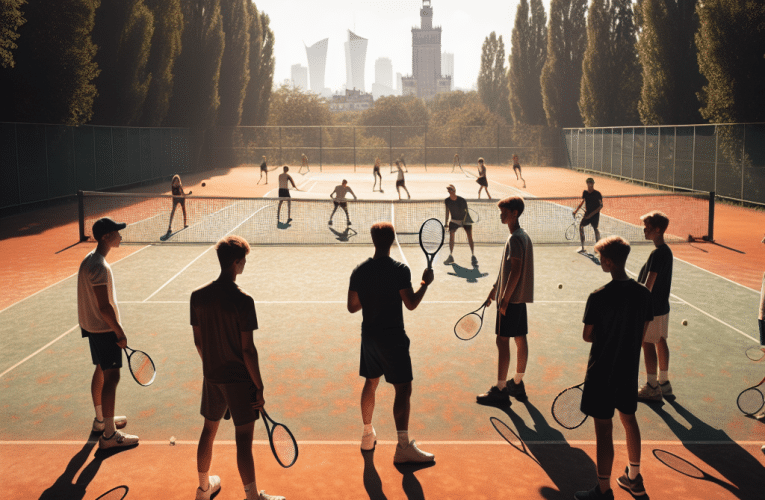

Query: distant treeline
left=1, top=0, right=275, bottom=129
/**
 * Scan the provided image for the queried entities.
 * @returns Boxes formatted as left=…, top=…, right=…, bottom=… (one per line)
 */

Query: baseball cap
left=446, top=184, right=456, bottom=191
left=92, top=217, right=126, bottom=241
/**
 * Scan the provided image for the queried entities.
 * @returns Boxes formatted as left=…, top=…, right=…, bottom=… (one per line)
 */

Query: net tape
left=81, top=192, right=711, bottom=246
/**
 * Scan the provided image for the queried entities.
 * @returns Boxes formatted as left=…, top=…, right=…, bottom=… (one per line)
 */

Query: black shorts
left=359, top=331, right=413, bottom=384
left=496, top=303, right=528, bottom=338
left=448, top=221, right=472, bottom=233
left=86, top=331, right=123, bottom=370
left=260, top=165, right=267, bottom=171
left=172, top=197, right=185, bottom=208
left=759, top=318, right=764, bottom=345
left=201, top=378, right=261, bottom=426
left=333, top=201, right=348, bottom=210
left=581, top=213, right=600, bottom=228
left=581, top=381, right=638, bottom=419
left=396, top=180, right=405, bottom=187
left=373, top=167, right=380, bottom=175
left=477, top=177, right=488, bottom=187
left=278, top=188, right=290, bottom=198
left=513, top=164, right=521, bottom=171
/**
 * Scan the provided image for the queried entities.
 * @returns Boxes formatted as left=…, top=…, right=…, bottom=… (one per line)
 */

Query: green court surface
left=1, top=173, right=763, bottom=499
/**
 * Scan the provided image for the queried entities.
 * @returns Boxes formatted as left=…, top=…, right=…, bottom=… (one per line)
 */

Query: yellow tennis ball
left=558, top=283, right=563, bottom=289
left=681, top=319, right=688, bottom=326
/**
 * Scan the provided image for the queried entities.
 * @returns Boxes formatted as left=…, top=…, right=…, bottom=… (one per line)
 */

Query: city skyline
left=257, top=0, right=550, bottom=94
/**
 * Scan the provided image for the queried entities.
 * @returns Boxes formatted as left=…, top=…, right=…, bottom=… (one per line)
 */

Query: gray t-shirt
left=496, top=227, right=534, bottom=304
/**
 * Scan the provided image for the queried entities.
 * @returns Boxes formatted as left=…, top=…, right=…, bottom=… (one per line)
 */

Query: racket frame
left=261, top=408, right=299, bottom=468
left=418, top=218, right=445, bottom=269
left=124, top=346, right=156, bottom=386
left=550, top=382, right=587, bottom=429
left=454, top=301, right=488, bottom=341
left=745, top=346, right=765, bottom=361
left=736, top=375, right=765, bottom=416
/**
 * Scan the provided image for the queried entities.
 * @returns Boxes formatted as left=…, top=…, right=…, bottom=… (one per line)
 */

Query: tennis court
left=1, top=168, right=763, bottom=499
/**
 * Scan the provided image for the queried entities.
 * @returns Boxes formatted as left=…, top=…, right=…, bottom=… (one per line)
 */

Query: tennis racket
left=551, top=382, right=587, bottom=429
left=463, top=207, right=480, bottom=225
left=565, top=213, right=582, bottom=241
left=454, top=300, right=489, bottom=340
left=736, top=375, right=765, bottom=416
left=745, top=345, right=765, bottom=361
left=652, top=449, right=726, bottom=486
left=262, top=408, right=298, bottom=468
left=124, top=346, right=156, bottom=386
left=419, top=218, right=445, bottom=269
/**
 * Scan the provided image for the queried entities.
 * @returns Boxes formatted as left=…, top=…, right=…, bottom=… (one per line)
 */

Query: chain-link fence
left=206, top=125, right=566, bottom=171
left=563, top=124, right=765, bottom=205
left=1, top=123, right=192, bottom=212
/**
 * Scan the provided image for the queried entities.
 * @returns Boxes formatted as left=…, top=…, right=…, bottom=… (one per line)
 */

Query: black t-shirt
left=445, top=196, right=468, bottom=222
left=349, top=257, right=412, bottom=335
left=582, top=190, right=603, bottom=214
left=638, top=244, right=673, bottom=316
left=260, top=161, right=267, bottom=170
left=583, top=279, right=653, bottom=390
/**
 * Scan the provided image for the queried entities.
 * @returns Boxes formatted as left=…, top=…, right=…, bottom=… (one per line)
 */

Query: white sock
left=95, top=405, right=103, bottom=420
left=397, top=430, right=409, bottom=447
left=628, top=463, right=640, bottom=480
left=104, top=416, right=116, bottom=436
left=244, top=481, right=257, bottom=500
left=659, top=371, right=669, bottom=384
left=497, top=379, right=507, bottom=390
left=647, top=373, right=658, bottom=386
left=363, top=424, right=373, bottom=435
left=514, top=373, right=524, bottom=384
left=198, top=472, right=209, bottom=491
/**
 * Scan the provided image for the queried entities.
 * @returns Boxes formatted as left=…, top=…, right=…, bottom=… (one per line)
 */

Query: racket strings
left=737, top=387, right=764, bottom=415
left=419, top=220, right=443, bottom=253
left=272, top=425, right=297, bottom=465
left=653, top=450, right=705, bottom=479
left=455, top=314, right=480, bottom=339
left=552, top=388, right=586, bottom=428
left=130, top=352, right=154, bottom=385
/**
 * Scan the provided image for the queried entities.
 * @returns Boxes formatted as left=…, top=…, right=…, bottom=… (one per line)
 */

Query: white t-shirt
left=496, top=227, right=534, bottom=304
left=331, top=185, right=355, bottom=202
left=77, top=250, right=120, bottom=333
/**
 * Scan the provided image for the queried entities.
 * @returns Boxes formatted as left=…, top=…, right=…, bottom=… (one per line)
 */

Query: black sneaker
left=574, top=484, right=614, bottom=500
left=476, top=385, right=510, bottom=405
left=506, top=379, right=527, bottom=401
left=617, top=466, right=645, bottom=496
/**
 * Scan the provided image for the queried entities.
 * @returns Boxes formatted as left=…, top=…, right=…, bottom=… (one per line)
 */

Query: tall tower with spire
left=402, top=1, right=451, bottom=99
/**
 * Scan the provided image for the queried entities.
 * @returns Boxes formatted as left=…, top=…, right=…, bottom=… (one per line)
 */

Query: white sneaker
left=92, top=416, right=127, bottom=433
left=99, top=430, right=139, bottom=449
left=259, top=490, right=286, bottom=500
left=754, top=409, right=765, bottom=420
left=637, top=383, right=662, bottom=401
left=195, top=475, right=221, bottom=500
left=393, top=440, right=434, bottom=464
left=361, top=427, right=377, bottom=451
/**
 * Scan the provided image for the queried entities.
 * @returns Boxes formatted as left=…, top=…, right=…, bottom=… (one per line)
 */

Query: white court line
left=0, top=325, right=78, bottom=379
left=675, top=256, right=760, bottom=294
left=0, top=245, right=151, bottom=315
left=142, top=204, right=274, bottom=302
left=120, top=300, right=591, bottom=305
left=1, top=440, right=762, bottom=446
left=626, top=269, right=758, bottom=343
left=392, top=202, right=410, bottom=267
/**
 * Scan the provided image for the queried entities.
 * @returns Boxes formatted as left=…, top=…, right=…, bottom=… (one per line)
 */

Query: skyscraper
left=402, top=1, right=451, bottom=99
left=291, top=64, right=308, bottom=91
left=344, top=30, right=368, bottom=92
left=305, top=38, right=329, bottom=94
left=372, top=57, right=396, bottom=99
left=442, top=52, right=454, bottom=91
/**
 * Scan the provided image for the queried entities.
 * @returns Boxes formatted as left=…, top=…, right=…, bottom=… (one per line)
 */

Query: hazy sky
left=254, top=0, right=551, bottom=93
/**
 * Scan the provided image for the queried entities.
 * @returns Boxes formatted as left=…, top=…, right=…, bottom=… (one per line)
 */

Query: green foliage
left=267, top=84, right=332, bottom=126
left=166, top=0, right=225, bottom=128
left=140, top=0, right=182, bottom=127
left=254, top=12, right=275, bottom=126
left=92, top=0, right=154, bottom=126
left=579, top=0, right=640, bottom=126
left=0, top=0, right=25, bottom=68
left=695, top=0, right=765, bottom=123
left=637, top=0, right=703, bottom=125
left=478, top=32, right=511, bottom=122
left=241, top=8, right=274, bottom=127
left=541, top=0, right=587, bottom=128
left=509, top=0, right=548, bottom=126
left=2, top=0, right=99, bottom=124
left=217, top=0, right=250, bottom=126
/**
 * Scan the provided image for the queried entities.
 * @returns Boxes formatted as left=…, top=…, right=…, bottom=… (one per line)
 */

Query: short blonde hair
left=497, top=196, right=525, bottom=216
left=594, top=236, right=631, bottom=266
left=215, top=235, right=250, bottom=269
left=640, top=211, right=669, bottom=232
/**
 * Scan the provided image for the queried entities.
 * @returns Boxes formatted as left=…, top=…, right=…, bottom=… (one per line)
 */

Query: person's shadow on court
left=361, top=449, right=388, bottom=500
left=446, top=263, right=489, bottom=283
left=499, top=401, right=598, bottom=500
left=394, top=461, right=434, bottom=500
left=647, top=398, right=765, bottom=499
left=329, top=226, right=358, bottom=242
left=39, top=433, right=136, bottom=500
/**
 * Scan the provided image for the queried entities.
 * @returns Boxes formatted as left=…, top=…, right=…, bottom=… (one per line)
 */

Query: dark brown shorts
left=201, top=378, right=261, bottom=426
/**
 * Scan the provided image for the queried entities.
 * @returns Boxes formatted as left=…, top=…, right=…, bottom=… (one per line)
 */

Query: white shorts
left=643, top=313, right=669, bottom=344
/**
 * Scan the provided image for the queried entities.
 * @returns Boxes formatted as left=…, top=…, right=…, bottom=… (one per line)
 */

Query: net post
left=78, top=190, right=86, bottom=242
left=707, top=191, right=715, bottom=242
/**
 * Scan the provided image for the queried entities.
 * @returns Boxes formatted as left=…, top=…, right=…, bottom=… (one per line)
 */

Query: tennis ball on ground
left=201, top=182, right=206, bottom=187
left=682, top=319, right=688, bottom=326
left=169, top=436, right=176, bottom=445
left=558, top=283, right=563, bottom=289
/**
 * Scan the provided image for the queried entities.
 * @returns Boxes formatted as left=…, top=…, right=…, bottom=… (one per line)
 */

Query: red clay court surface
left=1, top=165, right=763, bottom=500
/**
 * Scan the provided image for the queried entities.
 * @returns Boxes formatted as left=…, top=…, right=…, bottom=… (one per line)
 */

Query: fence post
left=279, top=126, right=282, bottom=165
left=496, top=124, right=500, bottom=166
left=389, top=126, right=392, bottom=168
left=691, top=126, right=696, bottom=191
left=713, top=125, right=719, bottom=194
left=353, top=126, right=356, bottom=172
left=78, top=190, right=86, bottom=241
left=93, top=125, right=98, bottom=190
left=319, top=127, right=323, bottom=171
left=707, top=191, right=715, bottom=242
left=424, top=128, right=427, bottom=170
left=672, top=127, right=676, bottom=190
left=44, top=125, right=50, bottom=199
left=643, top=126, right=647, bottom=184
left=740, top=125, right=746, bottom=201
left=111, top=127, right=115, bottom=187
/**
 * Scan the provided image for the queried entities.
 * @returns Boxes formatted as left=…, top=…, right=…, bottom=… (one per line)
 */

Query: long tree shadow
left=646, top=398, right=765, bottom=499
left=39, top=434, right=137, bottom=500
left=499, top=401, right=598, bottom=500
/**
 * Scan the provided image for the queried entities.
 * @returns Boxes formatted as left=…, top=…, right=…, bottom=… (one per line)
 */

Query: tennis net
left=78, top=191, right=713, bottom=246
